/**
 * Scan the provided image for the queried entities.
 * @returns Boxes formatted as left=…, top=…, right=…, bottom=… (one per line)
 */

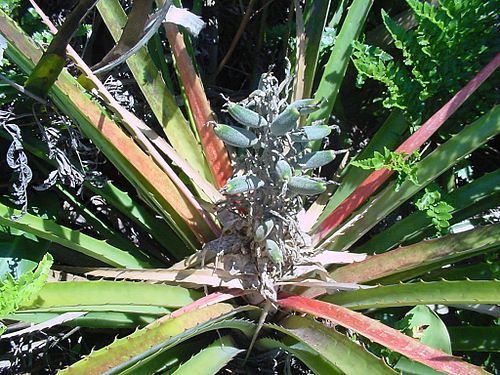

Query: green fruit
left=289, top=98, right=322, bottom=115
left=270, top=106, right=300, bottom=135
left=266, top=239, right=283, bottom=264
left=290, top=125, right=332, bottom=142
left=227, top=102, right=268, bottom=128
left=254, top=218, right=274, bottom=242
left=288, top=176, right=327, bottom=195
left=275, top=159, right=292, bottom=181
left=214, top=124, right=258, bottom=148
left=223, top=175, right=264, bottom=194
left=298, top=150, right=336, bottom=170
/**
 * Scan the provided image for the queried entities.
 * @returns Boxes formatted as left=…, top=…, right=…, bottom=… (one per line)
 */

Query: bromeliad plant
left=209, top=75, right=347, bottom=301
left=0, top=0, right=499, bottom=374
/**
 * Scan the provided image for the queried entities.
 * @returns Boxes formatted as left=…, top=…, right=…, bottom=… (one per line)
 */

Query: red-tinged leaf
left=153, top=288, right=245, bottom=325
left=330, top=223, right=500, bottom=284
left=24, top=0, right=99, bottom=97
left=277, top=295, right=488, bottom=375
left=28, top=1, right=223, bottom=209
left=0, top=9, right=215, bottom=248
left=164, top=22, right=232, bottom=189
left=314, top=53, right=500, bottom=243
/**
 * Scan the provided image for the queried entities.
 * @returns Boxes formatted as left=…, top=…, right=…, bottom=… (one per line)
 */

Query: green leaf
left=395, top=305, right=452, bottom=375
left=322, top=105, right=500, bottom=251
left=256, top=337, right=344, bottom=375
left=269, top=315, right=396, bottom=374
left=0, top=201, right=155, bottom=268
left=96, top=0, right=213, bottom=184
left=59, top=305, right=254, bottom=374
left=307, top=0, right=373, bottom=150
left=315, top=110, right=410, bottom=226
left=1, top=9, right=214, bottom=251
left=354, top=170, right=500, bottom=255
left=330, top=223, right=500, bottom=284
left=7, top=311, right=158, bottom=329
left=322, top=280, right=500, bottom=310
left=171, top=336, right=243, bottom=375
left=0, top=231, right=49, bottom=281
left=0, top=253, right=52, bottom=334
left=302, top=0, right=332, bottom=98
left=17, top=281, right=201, bottom=312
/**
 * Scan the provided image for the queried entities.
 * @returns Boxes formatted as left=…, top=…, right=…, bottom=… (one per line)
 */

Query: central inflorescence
left=208, top=72, right=341, bottom=301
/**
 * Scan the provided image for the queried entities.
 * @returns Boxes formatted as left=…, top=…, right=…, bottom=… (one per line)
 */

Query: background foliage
left=0, top=0, right=498, bottom=373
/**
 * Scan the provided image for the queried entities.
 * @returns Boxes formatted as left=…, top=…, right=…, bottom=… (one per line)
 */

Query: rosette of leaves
left=210, top=76, right=340, bottom=300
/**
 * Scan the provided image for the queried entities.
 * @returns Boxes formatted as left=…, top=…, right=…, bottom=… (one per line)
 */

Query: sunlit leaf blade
left=1, top=311, right=86, bottom=339
left=96, top=0, right=214, bottom=184
left=272, top=315, right=396, bottom=374
left=320, top=105, right=500, bottom=251
left=315, top=54, right=500, bottom=243
left=171, top=335, right=243, bottom=375
left=292, top=0, right=306, bottom=101
left=322, top=280, right=500, bottom=310
left=330, top=224, right=500, bottom=284
left=164, top=21, right=232, bottom=189
left=448, top=327, right=500, bottom=352
left=58, top=303, right=235, bottom=374
left=0, top=202, right=154, bottom=268
left=278, top=295, right=488, bottom=375
left=8, top=311, right=158, bottom=329
left=301, top=0, right=332, bottom=99
left=17, top=281, right=201, bottom=312
left=53, top=266, right=256, bottom=290
left=307, top=0, right=373, bottom=139
left=354, top=170, right=500, bottom=255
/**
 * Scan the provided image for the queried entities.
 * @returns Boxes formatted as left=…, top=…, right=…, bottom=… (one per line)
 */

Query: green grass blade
left=448, top=327, right=500, bottom=352
left=307, top=0, right=373, bottom=140
left=330, top=223, right=500, bottom=284
left=321, top=105, right=500, bottom=251
left=355, top=170, right=500, bottom=254
left=322, top=280, right=500, bottom=310
left=269, top=315, right=397, bottom=374
left=171, top=336, right=243, bottom=375
left=96, top=0, right=213, bottom=183
left=0, top=202, right=155, bottom=268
